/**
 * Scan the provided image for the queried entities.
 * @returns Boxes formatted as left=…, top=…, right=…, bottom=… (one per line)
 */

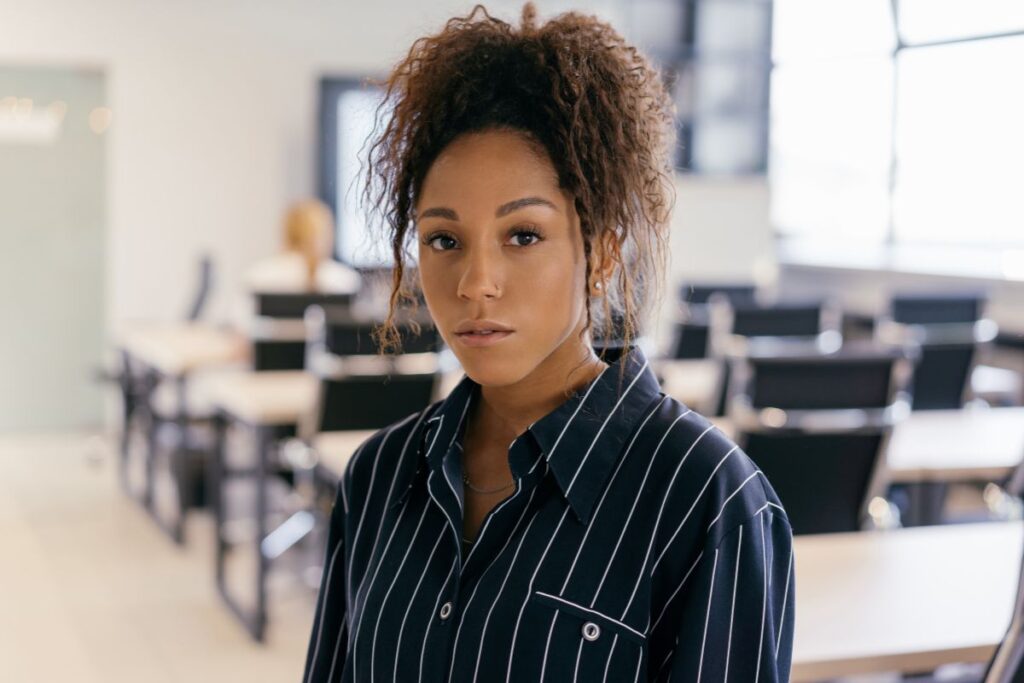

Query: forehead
left=417, top=129, right=563, bottom=208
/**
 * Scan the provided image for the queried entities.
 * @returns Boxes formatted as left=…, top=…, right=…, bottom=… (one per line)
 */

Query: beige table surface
left=885, top=407, right=1024, bottom=483
left=655, top=358, right=722, bottom=414
left=205, top=370, right=318, bottom=426
left=712, top=407, right=1024, bottom=484
left=792, top=521, right=1022, bottom=681
left=311, top=430, right=378, bottom=481
left=119, top=323, right=249, bottom=376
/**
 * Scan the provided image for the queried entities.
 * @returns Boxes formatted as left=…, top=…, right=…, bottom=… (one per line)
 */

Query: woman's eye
left=425, top=233, right=458, bottom=251
left=508, top=228, right=542, bottom=247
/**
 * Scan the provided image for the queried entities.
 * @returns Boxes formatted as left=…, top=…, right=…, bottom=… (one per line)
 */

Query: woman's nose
left=457, top=248, right=503, bottom=301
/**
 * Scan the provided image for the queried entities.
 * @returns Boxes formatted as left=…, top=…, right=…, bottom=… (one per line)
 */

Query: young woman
left=303, top=5, right=794, bottom=682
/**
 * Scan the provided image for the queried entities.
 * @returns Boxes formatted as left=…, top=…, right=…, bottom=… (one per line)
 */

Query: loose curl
left=363, top=2, right=676, bottom=387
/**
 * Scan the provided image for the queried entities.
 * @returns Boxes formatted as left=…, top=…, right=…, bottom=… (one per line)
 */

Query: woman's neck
left=468, top=342, right=609, bottom=449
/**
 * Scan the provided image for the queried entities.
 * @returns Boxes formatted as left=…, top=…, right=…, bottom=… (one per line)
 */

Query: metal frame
left=117, top=349, right=210, bottom=545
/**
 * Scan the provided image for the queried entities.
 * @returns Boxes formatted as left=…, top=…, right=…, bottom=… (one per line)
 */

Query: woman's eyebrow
left=417, top=196, right=557, bottom=221
left=495, top=196, right=557, bottom=217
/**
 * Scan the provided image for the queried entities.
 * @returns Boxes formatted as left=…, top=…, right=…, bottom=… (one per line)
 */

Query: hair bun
left=520, top=2, right=538, bottom=31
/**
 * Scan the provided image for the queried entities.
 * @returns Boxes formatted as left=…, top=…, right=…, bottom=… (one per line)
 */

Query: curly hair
left=363, top=1, right=677, bottom=378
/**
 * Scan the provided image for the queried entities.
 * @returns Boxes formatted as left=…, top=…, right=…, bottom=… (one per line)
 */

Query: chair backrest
left=679, top=282, right=757, bottom=306
left=890, top=292, right=985, bottom=325
left=255, top=292, right=355, bottom=318
left=250, top=292, right=356, bottom=371
left=707, top=298, right=841, bottom=416
left=671, top=283, right=758, bottom=360
left=185, top=254, right=214, bottom=322
left=729, top=346, right=911, bottom=535
left=881, top=291, right=990, bottom=410
left=730, top=302, right=825, bottom=339
left=982, top=529, right=1024, bottom=682
left=317, top=373, right=437, bottom=432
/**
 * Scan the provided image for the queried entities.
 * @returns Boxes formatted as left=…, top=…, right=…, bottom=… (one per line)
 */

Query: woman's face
left=415, top=129, right=591, bottom=387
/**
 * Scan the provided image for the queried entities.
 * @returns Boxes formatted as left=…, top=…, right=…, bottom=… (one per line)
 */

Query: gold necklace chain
left=462, top=472, right=516, bottom=494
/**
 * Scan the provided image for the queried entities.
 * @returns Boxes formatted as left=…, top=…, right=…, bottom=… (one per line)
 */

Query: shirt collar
left=394, top=344, right=663, bottom=525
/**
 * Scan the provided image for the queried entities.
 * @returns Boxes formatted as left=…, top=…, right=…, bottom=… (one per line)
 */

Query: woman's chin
left=457, top=357, right=529, bottom=388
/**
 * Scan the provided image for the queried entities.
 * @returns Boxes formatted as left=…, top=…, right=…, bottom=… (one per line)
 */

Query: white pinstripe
left=695, top=548, right=720, bottom=682
left=650, top=445, right=740, bottom=575
left=393, top=527, right=446, bottom=682
left=370, top=504, right=431, bottom=681
left=305, top=535, right=345, bottom=683
left=723, top=525, right=743, bottom=682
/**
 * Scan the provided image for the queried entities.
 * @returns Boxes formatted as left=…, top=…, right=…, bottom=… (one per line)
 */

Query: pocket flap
left=530, top=589, right=647, bottom=645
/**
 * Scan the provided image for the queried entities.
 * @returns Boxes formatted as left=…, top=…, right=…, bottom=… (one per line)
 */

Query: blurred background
left=1, top=1, right=1023, bottom=681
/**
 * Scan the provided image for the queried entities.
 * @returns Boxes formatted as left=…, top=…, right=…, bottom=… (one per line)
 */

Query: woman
left=244, top=198, right=361, bottom=295
left=303, top=5, right=794, bottom=682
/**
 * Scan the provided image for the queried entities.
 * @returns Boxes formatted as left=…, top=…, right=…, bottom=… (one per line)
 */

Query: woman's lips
left=454, top=330, right=514, bottom=347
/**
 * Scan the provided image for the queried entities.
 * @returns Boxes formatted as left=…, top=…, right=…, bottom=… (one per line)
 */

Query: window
left=771, top=0, right=1024, bottom=277
left=318, top=78, right=401, bottom=269
left=627, top=0, right=773, bottom=174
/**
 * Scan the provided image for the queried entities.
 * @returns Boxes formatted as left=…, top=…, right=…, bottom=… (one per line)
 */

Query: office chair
left=250, top=292, right=355, bottom=371
left=726, top=343, right=913, bottom=535
left=706, top=297, right=843, bottom=417
left=876, top=292, right=997, bottom=410
left=669, top=282, right=758, bottom=360
left=269, top=305, right=438, bottom=576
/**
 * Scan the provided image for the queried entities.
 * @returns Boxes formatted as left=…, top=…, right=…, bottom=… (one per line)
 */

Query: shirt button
left=581, top=622, right=601, bottom=641
left=439, top=602, right=453, bottom=620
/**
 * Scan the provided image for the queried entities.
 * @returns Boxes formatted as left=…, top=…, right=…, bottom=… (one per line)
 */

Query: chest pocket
left=529, top=588, right=648, bottom=647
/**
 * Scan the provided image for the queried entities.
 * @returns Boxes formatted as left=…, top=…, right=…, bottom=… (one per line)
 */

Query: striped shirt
left=302, top=344, right=795, bottom=682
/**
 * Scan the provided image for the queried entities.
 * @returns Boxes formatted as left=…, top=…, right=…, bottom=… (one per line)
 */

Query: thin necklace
left=462, top=472, right=516, bottom=494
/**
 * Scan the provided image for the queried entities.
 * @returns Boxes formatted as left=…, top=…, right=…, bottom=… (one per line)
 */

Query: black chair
left=669, top=282, right=757, bottom=360
left=726, top=343, right=913, bottom=535
left=877, top=292, right=997, bottom=410
left=250, top=292, right=355, bottom=371
left=707, top=298, right=842, bottom=416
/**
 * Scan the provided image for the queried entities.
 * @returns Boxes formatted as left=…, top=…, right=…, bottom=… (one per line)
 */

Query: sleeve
left=658, top=508, right=795, bottom=683
left=301, top=476, right=350, bottom=683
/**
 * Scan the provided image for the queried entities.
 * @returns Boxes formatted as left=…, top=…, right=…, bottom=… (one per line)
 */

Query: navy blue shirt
left=302, top=344, right=795, bottom=682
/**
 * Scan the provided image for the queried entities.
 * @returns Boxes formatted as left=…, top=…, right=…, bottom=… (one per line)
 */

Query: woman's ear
left=589, top=230, right=620, bottom=296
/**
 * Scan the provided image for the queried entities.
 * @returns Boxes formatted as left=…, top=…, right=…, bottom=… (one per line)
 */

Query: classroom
left=2, top=1, right=1023, bottom=681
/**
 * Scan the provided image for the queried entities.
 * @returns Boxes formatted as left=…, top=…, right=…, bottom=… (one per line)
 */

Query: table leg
left=253, top=423, right=271, bottom=642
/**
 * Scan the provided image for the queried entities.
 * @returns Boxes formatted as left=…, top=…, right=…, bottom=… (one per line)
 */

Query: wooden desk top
left=792, top=521, right=1022, bottom=681
left=711, top=407, right=1024, bottom=484
left=205, top=370, right=318, bottom=426
left=119, top=323, right=249, bottom=376
left=654, top=358, right=722, bottom=414
left=312, top=430, right=377, bottom=481
left=886, top=407, right=1024, bottom=483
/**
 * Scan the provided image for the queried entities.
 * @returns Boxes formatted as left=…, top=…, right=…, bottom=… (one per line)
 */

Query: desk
left=711, top=407, right=1024, bottom=484
left=792, top=521, right=1022, bottom=681
left=312, top=430, right=376, bottom=483
left=206, top=370, right=318, bottom=642
left=885, top=407, right=1024, bottom=484
left=116, top=323, right=248, bottom=543
left=654, top=358, right=723, bottom=415
left=119, top=323, right=249, bottom=376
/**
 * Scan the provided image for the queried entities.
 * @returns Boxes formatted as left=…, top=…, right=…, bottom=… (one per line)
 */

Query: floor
left=0, top=431, right=314, bottom=683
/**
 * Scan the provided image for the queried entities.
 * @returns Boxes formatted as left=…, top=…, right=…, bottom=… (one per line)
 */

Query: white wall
left=0, top=0, right=632, bottom=338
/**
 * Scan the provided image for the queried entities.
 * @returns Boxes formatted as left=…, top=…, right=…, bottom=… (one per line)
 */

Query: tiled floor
left=0, top=431, right=314, bottom=683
